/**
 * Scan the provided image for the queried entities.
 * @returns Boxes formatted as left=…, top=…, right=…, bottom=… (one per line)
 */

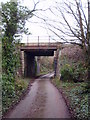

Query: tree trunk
left=88, top=1, right=90, bottom=82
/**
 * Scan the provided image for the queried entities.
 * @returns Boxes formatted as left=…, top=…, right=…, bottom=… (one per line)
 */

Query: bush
left=2, top=73, right=15, bottom=97
left=2, top=73, right=16, bottom=113
left=15, top=79, right=28, bottom=92
left=72, top=63, right=87, bottom=82
left=60, top=64, right=74, bottom=81
left=2, top=75, right=29, bottom=114
left=60, top=63, right=87, bottom=82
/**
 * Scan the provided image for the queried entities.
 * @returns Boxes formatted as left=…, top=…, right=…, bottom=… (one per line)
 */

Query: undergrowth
left=52, top=78, right=89, bottom=119
left=2, top=78, right=30, bottom=114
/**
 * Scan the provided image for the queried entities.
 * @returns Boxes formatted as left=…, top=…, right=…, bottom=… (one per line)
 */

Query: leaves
left=60, top=45, right=88, bottom=82
left=1, top=1, right=34, bottom=114
left=60, top=81, right=88, bottom=119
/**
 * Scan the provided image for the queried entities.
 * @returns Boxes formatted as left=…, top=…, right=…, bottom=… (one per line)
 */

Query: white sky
left=21, top=0, right=58, bottom=43
left=1, top=0, right=55, bottom=43
left=0, top=0, right=88, bottom=43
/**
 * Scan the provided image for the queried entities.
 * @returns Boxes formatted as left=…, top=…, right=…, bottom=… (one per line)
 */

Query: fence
left=21, top=35, right=61, bottom=45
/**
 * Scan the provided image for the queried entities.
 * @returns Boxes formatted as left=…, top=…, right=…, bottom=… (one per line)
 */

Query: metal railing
left=20, top=35, right=63, bottom=48
left=26, top=36, right=51, bottom=45
left=23, top=35, right=60, bottom=45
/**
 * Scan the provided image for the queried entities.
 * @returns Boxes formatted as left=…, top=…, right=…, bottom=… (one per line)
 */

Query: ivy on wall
left=1, top=1, right=36, bottom=113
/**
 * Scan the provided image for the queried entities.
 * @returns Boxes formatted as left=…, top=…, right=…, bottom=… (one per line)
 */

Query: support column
left=36, top=57, right=40, bottom=75
left=25, top=53, right=37, bottom=77
left=20, top=51, right=24, bottom=77
left=54, top=47, right=61, bottom=78
left=56, top=48, right=61, bottom=78
left=24, top=52, right=27, bottom=77
left=53, top=56, right=57, bottom=77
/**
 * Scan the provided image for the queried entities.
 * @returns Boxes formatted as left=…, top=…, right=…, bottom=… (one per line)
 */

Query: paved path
left=6, top=73, right=71, bottom=118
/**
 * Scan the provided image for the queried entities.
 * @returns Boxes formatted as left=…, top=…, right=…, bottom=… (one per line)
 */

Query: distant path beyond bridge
left=5, top=73, right=71, bottom=118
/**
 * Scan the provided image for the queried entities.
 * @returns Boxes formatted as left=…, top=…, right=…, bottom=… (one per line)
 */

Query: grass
left=15, top=78, right=29, bottom=96
left=2, top=77, right=30, bottom=115
left=52, top=78, right=89, bottom=119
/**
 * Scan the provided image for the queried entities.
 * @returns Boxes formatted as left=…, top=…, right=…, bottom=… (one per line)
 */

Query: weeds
left=2, top=78, right=30, bottom=114
left=52, top=78, right=89, bottom=119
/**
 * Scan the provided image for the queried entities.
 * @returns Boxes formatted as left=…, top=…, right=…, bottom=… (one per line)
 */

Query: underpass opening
left=39, top=56, right=54, bottom=75
left=24, top=50, right=55, bottom=78
left=20, top=43, right=60, bottom=78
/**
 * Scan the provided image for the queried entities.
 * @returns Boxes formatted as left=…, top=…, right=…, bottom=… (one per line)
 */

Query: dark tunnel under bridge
left=20, top=44, right=61, bottom=78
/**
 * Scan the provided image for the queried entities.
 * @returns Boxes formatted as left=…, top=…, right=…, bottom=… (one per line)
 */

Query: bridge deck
left=20, top=43, right=61, bottom=56
left=20, top=43, right=58, bottom=51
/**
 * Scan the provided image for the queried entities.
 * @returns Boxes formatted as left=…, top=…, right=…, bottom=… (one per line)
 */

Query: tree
left=1, top=0, right=36, bottom=76
left=36, top=0, right=90, bottom=81
left=87, top=0, right=90, bottom=82
left=1, top=0, right=38, bottom=100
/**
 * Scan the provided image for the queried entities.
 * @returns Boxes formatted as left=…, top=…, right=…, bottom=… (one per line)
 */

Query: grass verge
left=52, top=78, right=89, bottom=119
left=2, top=78, right=31, bottom=116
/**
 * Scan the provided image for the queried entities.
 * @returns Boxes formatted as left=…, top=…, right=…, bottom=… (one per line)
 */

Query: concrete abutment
left=20, top=44, right=61, bottom=78
left=20, top=51, right=37, bottom=77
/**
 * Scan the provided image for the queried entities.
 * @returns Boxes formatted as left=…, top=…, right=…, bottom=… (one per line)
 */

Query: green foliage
left=61, top=82, right=89, bottom=119
left=60, top=62, right=87, bottom=82
left=40, top=57, right=53, bottom=74
left=2, top=2, right=18, bottom=36
left=60, top=64, right=73, bottom=81
left=2, top=73, right=15, bottom=97
left=60, top=45, right=88, bottom=81
left=2, top=73, right=16, bottom=113
left=15, top=79, right=28, bottom=94
left=52, top=78, right=60, bottom=87
left=2, top=78, right=29, bottom=113
left=1, top=1, right=33, bottom=35
left=52, top=78, right=89, bottom=119
left=34, top=60, right=37, bottom=76
left=72, top=62, right=87, bottom=81
left=1, top=1, right=35, bottom=114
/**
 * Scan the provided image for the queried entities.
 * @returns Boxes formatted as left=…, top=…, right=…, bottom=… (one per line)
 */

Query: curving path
left=5, top=73, right=71, bottom=118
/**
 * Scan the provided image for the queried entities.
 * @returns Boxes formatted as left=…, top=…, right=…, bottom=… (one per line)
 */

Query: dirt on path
left=5, top=73, right=71, bottom=118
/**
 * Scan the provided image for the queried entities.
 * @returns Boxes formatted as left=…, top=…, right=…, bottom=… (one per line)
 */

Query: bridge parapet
left=20, top=36, right=62, bottom=78
left=20, top=43, right=62, bottom=51
left=21, top=35, right=62, bottom=48
left=24, top=36, right=59, bottom=44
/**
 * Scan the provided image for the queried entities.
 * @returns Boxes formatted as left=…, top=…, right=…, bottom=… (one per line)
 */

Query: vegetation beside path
left=1, top=1, right=36, bottom=117
left=52, top=78, right=89, bottom=119
left=2, top=78, right=30, bottom=115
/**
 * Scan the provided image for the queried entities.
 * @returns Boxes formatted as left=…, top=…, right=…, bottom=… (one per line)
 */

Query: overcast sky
left=1, top=0, right=56, bottom=43
left=0, top=0, right=88, bottom=43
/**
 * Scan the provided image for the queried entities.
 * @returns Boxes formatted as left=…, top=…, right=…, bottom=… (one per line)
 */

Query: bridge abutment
left=21, top=51, right=37, bottom=78
left=25, top=53, right=37, bottom=77
left=20, top=51, right=24, bottom=77
left=54, top=48, right=61, bottom=78
left=36, top=57, right=40, bottom=75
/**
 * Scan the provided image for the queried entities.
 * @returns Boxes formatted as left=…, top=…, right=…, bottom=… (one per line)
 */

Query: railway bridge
left=20, top=37, right=62, bottom=78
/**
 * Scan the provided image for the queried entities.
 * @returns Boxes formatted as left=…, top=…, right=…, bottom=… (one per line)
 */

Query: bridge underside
left=20, top=45, right=58, bottom=77
left=24, top=50, right=54, bottom=56
left=21, top=45, right=57, bottom=56
left=23, top=50, right=56, bottom=77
